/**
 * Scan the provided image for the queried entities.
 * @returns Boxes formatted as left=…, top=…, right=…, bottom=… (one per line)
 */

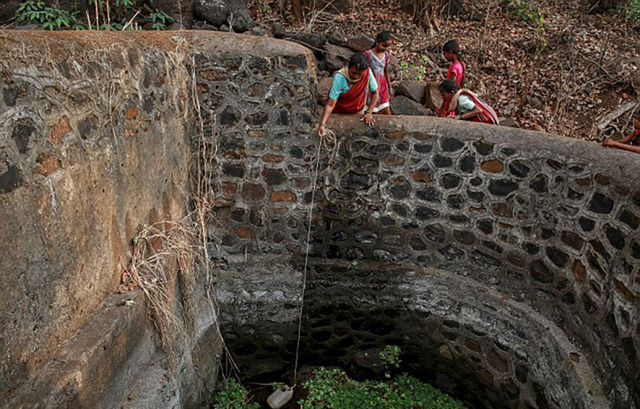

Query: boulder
left=328, top=30, right=347, bottom=47
left=229, top=8, right=255, bottom=32
left=325, top=43, right=353, bottom=71
left=193, top=0, right=230, bottom=27
left=316, top=77, right=333, bottom=104
left=346, top=34, right=374, bottom=52
left=424, top=81, right=443, bottom=112
left=395, top=81, right=426, bottom=104
left=391, top=96, right=434, bottom=116
left=499, top=118, right=520, bottom=128
left=285, top=32, right=326, bottom=51
left=273, top=23, right=286, bottom=38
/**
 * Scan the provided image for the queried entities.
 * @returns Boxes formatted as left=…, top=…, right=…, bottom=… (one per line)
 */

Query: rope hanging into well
left=292, top=128, right=337, bottom=386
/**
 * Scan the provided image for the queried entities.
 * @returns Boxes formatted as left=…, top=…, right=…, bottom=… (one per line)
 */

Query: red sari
left=331, top=68, right=371, bottom=114
left=450, top=90, right=499, bottom=125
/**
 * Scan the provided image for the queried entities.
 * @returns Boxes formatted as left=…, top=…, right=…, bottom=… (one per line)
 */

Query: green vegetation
left=213, top=377, right=260, bottom=409
left=300, top=367, right=466, bottom=409
left=509, top=0, right=546, bottom=53
left=398, top=55, right=432, bottom=82
left=15, top=0, right=78, bottom=30
left=623, top=0, right=640, bottom=25
left=510, top=0, right=544, bottom=26
left=379, top=344, right=402, bottom=378
left=15, top=0, right=173, bottom=30
left=150, top=11, right=174, bottom=31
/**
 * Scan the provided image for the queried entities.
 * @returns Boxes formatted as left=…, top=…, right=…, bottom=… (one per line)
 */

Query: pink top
left=447, top=60, right=465, bottom=88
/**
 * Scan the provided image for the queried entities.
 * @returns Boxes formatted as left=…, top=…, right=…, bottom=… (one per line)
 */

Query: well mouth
left=216, top=257, right=608, bottom=409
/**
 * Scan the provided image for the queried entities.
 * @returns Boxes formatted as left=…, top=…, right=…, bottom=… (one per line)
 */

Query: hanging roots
left=126, top=215, right=202, bottom=356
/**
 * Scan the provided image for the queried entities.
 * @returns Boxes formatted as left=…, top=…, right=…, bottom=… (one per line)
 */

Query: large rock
left=285, top=32, right=326, bottom=51
left=390, top=96, right=434, bottom=116
left=328, top=30, right=347, bottom=47
left=193, top=0, right=230, bottom=27
left=316, top=77, right=333, bottom=104
left=395, top=81, right=426, bottom=104
left=424, top=81, right=443, bottom=112
left=229, top=8, right=255, bottom=32
left=346, top=34, right=374, bottom=52
left=325, top=43, right=353, bottom=71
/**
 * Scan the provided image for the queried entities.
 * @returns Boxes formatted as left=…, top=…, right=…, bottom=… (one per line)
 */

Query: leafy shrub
left=300, top=367, right=466, bottom=409
left=623, top=0, right=640, bottom=25
left=15, top=0, right=77, bottom=30
left=149, top=11, right=174, bottom=30
left=398, top=55, right=432, bottom=82
left=510, top=0, right=544, bottom=26
left=15, top=0, right=171, bottom=30
left=213, top=377, right=260, bottom=409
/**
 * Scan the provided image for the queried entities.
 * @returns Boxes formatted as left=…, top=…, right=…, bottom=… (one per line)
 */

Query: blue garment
left=328, top=70, right=378, bottom=101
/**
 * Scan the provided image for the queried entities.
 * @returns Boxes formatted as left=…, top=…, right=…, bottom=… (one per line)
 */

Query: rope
left=292, top=128, right=337, bottom=386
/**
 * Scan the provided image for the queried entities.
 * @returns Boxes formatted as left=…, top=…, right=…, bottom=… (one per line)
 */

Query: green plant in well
left=300, top=367, right=466, bottom=409
left=379, top=344, right=402, bottom=378
left=213, top=377, right=260, bottom=409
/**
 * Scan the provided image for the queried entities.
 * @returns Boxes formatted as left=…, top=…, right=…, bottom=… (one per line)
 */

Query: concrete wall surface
left=0, top=30, right=315, bottom=408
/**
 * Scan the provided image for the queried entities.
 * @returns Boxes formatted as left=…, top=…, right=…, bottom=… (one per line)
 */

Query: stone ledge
left=2, top=290, right=149, bottom=409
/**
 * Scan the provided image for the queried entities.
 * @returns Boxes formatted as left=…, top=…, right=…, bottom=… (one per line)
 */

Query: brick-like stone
left=572, top=260, right=586, bottom=282
left=262, top=154, right=284, bottom=163
left=489, top=179, right=518, bottom=196
left=12, top=118, right=35, bottom=154
left=235, top=227, right=252, bottom=239
left=481, top=159, right=504, bottom=173
left=589, top=193, right=614, bottom=214
left=32, top=154, right=61, bottom=176
left=383, top=154, right=404, bottom=167
left=270, top=190, right=297, bottom=203
left=125, top=106, right=138, bottom=120
left=594, top=173, right=611, bottom=185
left=411, top=170, right=431, bottom=183
left=440, top=137, right=464, bottom=152
left=530, top=259, right=554, bottom=283
left=50, top=115, right=71, bottom=144
left=263, top=168, right=286, bottom=185
left=241, top=183, right=266, bottom=201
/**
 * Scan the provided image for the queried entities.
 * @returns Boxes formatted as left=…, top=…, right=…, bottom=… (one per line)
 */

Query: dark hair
left=375, top=31, right=392, bottom=44
left=438, top=79, right=459, bottom=94
left=443, top=39, right=465, bottom=87
left=349, top=52, right=369, bottom=70
left=443, top=40, right=460, bottom=55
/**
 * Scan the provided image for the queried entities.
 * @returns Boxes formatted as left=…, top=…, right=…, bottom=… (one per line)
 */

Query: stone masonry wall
left=210, top=115, right=639, bottom=408
left=0, top=31, right=191, bottom=402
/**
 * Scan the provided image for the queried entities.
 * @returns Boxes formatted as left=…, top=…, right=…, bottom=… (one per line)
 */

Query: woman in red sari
left=438, top=79, right=498, bottom=125
left=317, top=53, right=380, bottom=137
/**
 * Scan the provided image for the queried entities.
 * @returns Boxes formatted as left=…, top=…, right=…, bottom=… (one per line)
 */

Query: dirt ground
left=250, top=0, right=640, bottom=142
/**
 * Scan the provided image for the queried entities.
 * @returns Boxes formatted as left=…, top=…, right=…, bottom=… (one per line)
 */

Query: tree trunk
left=291, top=0, right=303, bottom=21
left=413, top=0, right=443, bottom=33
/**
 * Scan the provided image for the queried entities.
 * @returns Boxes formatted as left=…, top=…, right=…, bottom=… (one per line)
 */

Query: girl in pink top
left=436, top=40, right=466, bottom=117
left=443, top=40, right=466, bottom=88
left=365, top=31, right=393, bottom=115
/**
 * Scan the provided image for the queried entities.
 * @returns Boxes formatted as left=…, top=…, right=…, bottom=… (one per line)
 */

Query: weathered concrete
left=0, top=30, right=315, bottom=408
